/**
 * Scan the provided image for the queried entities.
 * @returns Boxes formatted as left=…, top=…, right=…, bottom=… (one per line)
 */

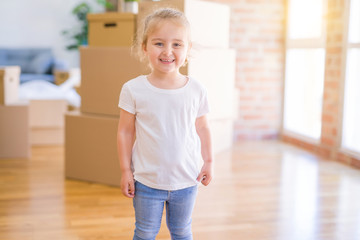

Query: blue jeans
left=133, top=181, right=198, bottom=240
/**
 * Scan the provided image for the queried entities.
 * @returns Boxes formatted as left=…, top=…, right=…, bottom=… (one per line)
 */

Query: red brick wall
left=206, top=0, right=360, bottom=168
left=321, top=0, right=344, bottom=157
left=205, top=0, right=285, bottom=140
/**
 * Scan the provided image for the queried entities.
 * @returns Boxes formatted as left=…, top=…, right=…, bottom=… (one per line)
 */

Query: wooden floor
left=1, top=141, right=360, bottom=240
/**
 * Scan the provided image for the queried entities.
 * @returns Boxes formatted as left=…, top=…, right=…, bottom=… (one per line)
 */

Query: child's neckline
left=143, top=75, right=191, bottom=93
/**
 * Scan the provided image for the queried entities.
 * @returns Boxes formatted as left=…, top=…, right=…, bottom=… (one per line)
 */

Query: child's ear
left=187, top=42, right=192, bottom=55
left=142, top=43, right=147, bottom=54
left=187, top=42, right=192, bottom=58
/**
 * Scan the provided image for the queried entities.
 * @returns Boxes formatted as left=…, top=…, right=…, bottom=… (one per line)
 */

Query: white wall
left=0, top=0, right=106, bottom=68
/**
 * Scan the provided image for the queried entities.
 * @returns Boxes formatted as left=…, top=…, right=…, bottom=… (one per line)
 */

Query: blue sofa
left=0, top=48, right=68, bottom=84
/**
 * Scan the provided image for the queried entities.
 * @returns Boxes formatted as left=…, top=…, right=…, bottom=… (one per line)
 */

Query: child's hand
left=196, top=162, right=213, bottom=186
left=120, top=171, right=135, bottom=198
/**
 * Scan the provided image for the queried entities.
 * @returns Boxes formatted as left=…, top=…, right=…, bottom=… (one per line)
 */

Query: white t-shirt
left=118, top=75, right=209, bottom=190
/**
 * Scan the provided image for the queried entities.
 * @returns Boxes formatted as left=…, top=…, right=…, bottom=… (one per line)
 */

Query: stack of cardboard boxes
left=0, top=66, right=30, bottom=158
left=29, top=99, right=68, bottom=145
left=0, top=65, right=68, bottom=158
left=65, top=13, right=148, bottom=186
left=65, top=0, right=236, bottom=186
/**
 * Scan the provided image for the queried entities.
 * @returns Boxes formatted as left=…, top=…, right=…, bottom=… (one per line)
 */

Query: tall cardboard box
left=29, top=100, right=68, bottom=145
left=0, top=66, right=20, bottom=105
left=210, top=118, right=234, bottom=154
left=87, top=13, right=136, bottom=47
left=80, top=47, right=149, bottom=117
left=0, top=104, right=30, bottom=158
left=137, top=0, right=230, bottom=48
left=181, top=48, right=237, bottom=120
left=65, top=111, right=121, bottom=186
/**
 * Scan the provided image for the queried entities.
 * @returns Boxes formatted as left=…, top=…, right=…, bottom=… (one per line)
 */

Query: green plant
left=62, top=0, right=114, bottom=50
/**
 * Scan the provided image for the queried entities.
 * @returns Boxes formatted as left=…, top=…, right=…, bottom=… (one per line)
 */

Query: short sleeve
left=197, top=88, right=210, bottom=118
left=118, top=83, right=136, bottom=114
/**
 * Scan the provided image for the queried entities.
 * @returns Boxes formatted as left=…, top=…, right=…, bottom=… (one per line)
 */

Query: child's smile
left=160, top=58, right=175, bottom=63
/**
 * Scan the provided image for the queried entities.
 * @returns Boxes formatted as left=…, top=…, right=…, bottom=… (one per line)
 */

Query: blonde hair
left=133, top=8, right=191, bottom=63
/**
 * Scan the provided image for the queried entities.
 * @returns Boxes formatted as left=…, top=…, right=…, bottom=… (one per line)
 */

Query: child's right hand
left=120, top=171, right=135, bottom=198
left=196, top=162, right=213, bottom=186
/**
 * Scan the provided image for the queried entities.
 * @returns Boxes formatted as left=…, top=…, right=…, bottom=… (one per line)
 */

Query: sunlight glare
left=288, top=0, right=323, bottom=39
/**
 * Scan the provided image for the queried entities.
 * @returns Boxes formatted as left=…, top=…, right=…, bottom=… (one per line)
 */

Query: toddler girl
left=117, top=8, right=213, bottom=240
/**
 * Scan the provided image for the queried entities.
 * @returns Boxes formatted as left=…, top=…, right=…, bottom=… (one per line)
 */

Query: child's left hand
left=196, top=162, right=213, bottom=186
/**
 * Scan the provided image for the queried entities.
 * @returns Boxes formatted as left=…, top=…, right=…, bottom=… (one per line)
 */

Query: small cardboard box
left=54, top=71, right=70, bottom=85
left=29, top=100, right=68, bottom=128
left=87, top=12, right=136, bottom=47
left=0, top=103, right=30, bottom=158
left=29, top=100, right=68, bottom=145
left=80, top=46, right=149, bottom=116
left=137, top=0, right=230, bottom=48
left=0, top=66, right=21, bottom=105
left=54, top=68, right=81, bottom=86
left=31, top=128, right=64, bottom=146
left=65, top=111, right=121, bottom=187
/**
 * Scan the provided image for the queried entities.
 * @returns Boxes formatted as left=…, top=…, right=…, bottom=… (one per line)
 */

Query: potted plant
left=62, top=0, right=114, bottom=50
left=123, top=0, right=139, bottom=14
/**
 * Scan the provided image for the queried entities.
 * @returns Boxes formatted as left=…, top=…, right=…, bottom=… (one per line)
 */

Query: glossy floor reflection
left=0, top=141, right=360, bottom=240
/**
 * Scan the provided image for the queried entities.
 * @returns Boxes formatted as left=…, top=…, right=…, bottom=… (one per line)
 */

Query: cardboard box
left=31, top=128, right=64, bottom=146
left=29, top=100, right=67, bottom=128
left=29, top=100, right=68, bottom=145
left=64, top=111, right=233, bottom=186
left=80, top=46, right=235, bottom=119
left=0, top=103, right=30, bottom=158
left=87, top=12, right=136, bottom=47
left=137, top=0, right=230, bottom=48
left=180, top=48, right=237, bottom=120
left=80, top=46, right=149, bottom=116
left=209, top=118, right=234, bottom=154
left=64, top=111, right=232, bottom=186
left=54, top=68, right=81, bottom=86
left=0, top=66, right=21, bottom=105
left=65, top=111, right=121, bottom=187
left=54, top=71, right=71, bottom=86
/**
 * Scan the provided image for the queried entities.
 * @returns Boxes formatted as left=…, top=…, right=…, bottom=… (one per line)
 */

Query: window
left=283, top=0, right=327, bottom=140
left=287, top=0, right=323, bottom=39
left=284, top=49, right=325, bottom=139
left=341, top=0, right=360, bottom=153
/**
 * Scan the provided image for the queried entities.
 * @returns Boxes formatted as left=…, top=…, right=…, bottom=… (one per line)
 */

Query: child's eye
left=173, top=43, right=182, bottom=48
left=155, top=42, right=163, bottom=47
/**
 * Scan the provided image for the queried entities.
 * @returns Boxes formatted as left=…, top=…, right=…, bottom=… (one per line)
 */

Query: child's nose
left=163, top=45, right=172, bottom=56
